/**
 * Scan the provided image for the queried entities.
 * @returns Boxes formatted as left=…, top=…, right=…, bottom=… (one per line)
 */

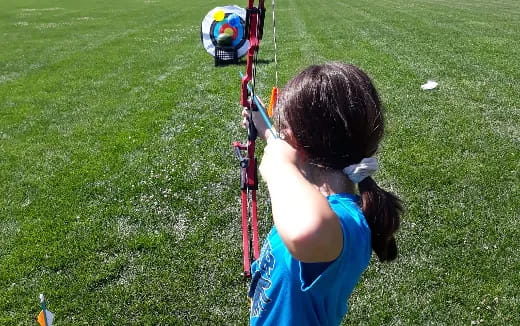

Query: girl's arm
left=259, top=140, right=343, bottom=263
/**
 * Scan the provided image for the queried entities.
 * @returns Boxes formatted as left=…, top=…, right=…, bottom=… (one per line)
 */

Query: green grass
left=1, top=0, right=519, bottom=324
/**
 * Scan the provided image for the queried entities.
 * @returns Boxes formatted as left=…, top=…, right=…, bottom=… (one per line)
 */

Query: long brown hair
left=276, top=63, right=402, bottom=261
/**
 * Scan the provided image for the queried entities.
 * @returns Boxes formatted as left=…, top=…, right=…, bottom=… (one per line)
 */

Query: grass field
left=1, top=0, right=519, bottom=324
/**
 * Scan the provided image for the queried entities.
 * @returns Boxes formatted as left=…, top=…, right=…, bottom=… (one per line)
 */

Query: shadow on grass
left=214, top=58, right=273, bottom=68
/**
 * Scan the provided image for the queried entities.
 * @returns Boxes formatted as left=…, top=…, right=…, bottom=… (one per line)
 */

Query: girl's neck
left=303, top=163, right=357, bottom=197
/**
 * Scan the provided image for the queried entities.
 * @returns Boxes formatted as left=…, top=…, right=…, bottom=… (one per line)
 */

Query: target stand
left=215, top=45, right=239, bottom=66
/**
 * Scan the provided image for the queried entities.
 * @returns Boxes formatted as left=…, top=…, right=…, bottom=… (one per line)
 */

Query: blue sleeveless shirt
left=248, top=193, right=371, bottom=325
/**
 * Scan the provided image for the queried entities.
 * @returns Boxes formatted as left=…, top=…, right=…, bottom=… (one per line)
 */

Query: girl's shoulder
left=327, top=192, right=370, bottom=246
left=326, top=193, right=362, bottom=219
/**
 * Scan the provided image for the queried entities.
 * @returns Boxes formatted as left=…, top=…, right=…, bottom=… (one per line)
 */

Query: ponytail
left=358, top=177, right=402, bottom=262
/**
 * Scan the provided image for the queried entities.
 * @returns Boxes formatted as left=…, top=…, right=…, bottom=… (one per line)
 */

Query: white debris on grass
left=421, top=80, right=438, bottom=90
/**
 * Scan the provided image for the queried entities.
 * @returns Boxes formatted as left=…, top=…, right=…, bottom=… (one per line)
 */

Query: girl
left=243, top=63, right=402, bottom=325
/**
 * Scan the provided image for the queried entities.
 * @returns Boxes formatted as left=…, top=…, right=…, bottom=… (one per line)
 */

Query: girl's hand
left=259, top=139, right=301, bottom=182
left=241, top=107, right=272, bottom=142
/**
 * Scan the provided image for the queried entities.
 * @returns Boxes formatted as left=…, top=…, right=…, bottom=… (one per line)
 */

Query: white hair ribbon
left=342, top=157, right=379, bottom=183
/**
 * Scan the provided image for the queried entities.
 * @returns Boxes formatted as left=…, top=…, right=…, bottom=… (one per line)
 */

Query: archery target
left=201, top=6, right=248, bottom=58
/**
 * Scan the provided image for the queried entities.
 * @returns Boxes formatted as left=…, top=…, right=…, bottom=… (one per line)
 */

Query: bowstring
left=272, top=0, right=278, bottom=89
left=271, top=0, right=280, bottom=139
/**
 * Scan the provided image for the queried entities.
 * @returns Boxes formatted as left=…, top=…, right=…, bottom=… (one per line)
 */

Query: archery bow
left=232, top=0, right=266, bottom=278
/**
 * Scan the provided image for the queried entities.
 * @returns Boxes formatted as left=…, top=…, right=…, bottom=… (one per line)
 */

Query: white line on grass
left=20, top=8, right=64, bottom=12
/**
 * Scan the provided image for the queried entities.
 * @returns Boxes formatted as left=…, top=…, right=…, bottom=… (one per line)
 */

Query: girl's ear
left=281, top=128, right=296, bottom=146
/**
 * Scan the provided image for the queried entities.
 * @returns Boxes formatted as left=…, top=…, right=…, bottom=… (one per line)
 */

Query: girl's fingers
left=242, top=107, right=250, bottom=129
left=241, top=107, right=270, bottom=141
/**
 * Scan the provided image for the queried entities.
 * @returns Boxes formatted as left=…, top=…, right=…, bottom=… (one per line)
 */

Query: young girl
left=242, top=63, right=402, bottom=325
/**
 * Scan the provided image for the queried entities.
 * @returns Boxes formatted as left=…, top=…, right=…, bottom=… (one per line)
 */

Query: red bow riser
left=232, top=0, right=266, bottom=278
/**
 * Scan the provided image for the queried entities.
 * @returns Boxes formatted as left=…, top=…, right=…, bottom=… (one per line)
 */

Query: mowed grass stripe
left=359, top=0, right=520, bottom=146
left=0, top=4, right=175, bottom=84
left=0, top=18, right=196, bottom=224
left=427, top=0, right=520, bottom=17
left=337, top=0, right=520, bottom=142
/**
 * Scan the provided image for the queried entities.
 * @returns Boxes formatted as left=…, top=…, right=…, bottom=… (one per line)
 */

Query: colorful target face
left=201, top=6, right=248, bottom=58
